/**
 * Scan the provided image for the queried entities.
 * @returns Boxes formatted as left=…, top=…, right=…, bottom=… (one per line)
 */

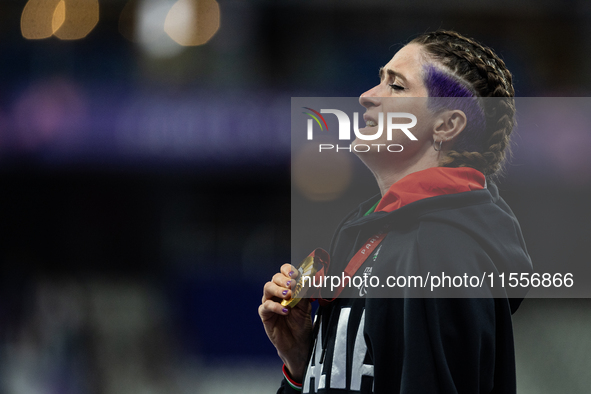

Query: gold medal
left=281, top=248, right=329, bottom=308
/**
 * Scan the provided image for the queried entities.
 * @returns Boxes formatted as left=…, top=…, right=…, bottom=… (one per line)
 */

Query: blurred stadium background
left=0, top=0, right=590, bottom=393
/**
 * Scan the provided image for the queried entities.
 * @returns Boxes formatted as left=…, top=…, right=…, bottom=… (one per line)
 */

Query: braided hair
left=409, top=30, right=515, bottom=178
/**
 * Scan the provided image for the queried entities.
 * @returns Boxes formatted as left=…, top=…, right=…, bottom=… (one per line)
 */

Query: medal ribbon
left=317, top=232, right=387, bottom=304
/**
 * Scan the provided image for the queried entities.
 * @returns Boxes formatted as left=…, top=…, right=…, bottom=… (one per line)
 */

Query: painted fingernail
left=289, top=271, right=294, bottom=277
left=286, top=280, right=292, bottom=287
left=282, top=290, right=288, bottom=296
left=282, top=308, right=288, bottom=314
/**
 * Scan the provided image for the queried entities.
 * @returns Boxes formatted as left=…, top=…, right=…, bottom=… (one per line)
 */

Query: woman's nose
left=359, top=85, right=381, bottom=109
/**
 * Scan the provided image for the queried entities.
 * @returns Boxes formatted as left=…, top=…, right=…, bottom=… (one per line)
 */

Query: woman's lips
left=363, top=113, right=378, bottom=127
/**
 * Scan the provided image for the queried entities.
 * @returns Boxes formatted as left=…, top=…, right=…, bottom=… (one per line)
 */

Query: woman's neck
left=370, top=157, right=441, bottom=196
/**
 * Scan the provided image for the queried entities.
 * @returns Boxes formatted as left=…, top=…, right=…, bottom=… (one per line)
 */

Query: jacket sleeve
left=277, top=377, right=304, bottom=394
left=368, top=222, right=519, bottom=393
left=407, top=297, right=514, bottom=394
left=405, top=222, right=517, bottom=393
left=367, top=298, right=516, bottom=394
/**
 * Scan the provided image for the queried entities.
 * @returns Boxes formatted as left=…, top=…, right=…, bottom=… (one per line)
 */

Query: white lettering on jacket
left=303, top=308, right=374, bottom=393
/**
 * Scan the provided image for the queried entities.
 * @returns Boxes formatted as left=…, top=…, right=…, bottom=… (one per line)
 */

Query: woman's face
left=360, top=43, right=429, bottom=100
left=355, top=43, right=437, bottom=163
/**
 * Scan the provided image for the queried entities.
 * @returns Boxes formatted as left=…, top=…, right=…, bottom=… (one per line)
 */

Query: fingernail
left=289, top=271, right=294, bottom=277
left=282, top=290, right=288, bottom=296
left=282, top=308, right=288, bottom=314
left=286, top=280, right=292, bottom=287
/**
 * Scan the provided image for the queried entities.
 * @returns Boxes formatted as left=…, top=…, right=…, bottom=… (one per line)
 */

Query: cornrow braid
left=410, top=30, right=516, bottom=178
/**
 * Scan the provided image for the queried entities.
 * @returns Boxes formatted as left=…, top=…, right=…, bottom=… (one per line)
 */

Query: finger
left=259, top=299, right=289, bottom=320
left=263, top=280, right=291, bottom=302
left=272, top=272, right=295, bottom=290
left=281, top=263, right=299, bottom=280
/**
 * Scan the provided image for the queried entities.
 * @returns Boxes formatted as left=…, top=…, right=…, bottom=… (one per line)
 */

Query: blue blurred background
left=0, top=1, right=590, bottom=393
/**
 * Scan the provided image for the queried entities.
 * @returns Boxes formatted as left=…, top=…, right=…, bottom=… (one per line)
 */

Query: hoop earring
left=433, top=139, right=443, bottom=152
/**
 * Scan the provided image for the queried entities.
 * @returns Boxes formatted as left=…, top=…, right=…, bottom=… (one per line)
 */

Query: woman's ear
left=433, top=110, right=467, bottom=141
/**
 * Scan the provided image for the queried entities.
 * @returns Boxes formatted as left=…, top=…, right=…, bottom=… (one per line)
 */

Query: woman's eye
left=389, top=84, right=405, bottom=91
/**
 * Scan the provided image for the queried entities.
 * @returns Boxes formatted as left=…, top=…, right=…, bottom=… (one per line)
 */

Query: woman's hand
left=258, top=263, right=314, bottom=382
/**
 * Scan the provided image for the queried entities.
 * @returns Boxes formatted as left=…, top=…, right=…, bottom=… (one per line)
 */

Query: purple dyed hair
left=423, top=65, right=486, bottom=153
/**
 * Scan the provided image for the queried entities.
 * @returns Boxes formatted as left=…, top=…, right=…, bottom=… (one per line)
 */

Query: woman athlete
left=259, top=30, right=532, bottom=394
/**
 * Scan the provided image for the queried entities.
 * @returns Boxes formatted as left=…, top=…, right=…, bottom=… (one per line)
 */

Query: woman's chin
left=352, top=139, right=392, bottom=153
left=355, top=126, right=381, bottom=137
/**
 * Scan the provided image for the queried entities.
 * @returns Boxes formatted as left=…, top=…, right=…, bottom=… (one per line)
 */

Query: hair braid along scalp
left=410, top=30, right=516, bottom=178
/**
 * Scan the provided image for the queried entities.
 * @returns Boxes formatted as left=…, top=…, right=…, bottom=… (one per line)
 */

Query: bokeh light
left=21, top=0, right=99, bottom=40
left=13, top=78, right=88, bottom=150
left=21, top=0, right=62, bottom=39
left=53, top=0, right=99, bottom=40
left=136, top=0, right=185, bottom=58
left=119, top=0, right=220, bottom=57
left=52, top=1, right=66, bottom=33
left=164, top=0, right=220, bottom=46
left=292, top=141, right=353, bottom=201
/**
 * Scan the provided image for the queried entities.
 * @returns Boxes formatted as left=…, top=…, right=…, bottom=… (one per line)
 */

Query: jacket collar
left=375, top=167, right=486, bottom=213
